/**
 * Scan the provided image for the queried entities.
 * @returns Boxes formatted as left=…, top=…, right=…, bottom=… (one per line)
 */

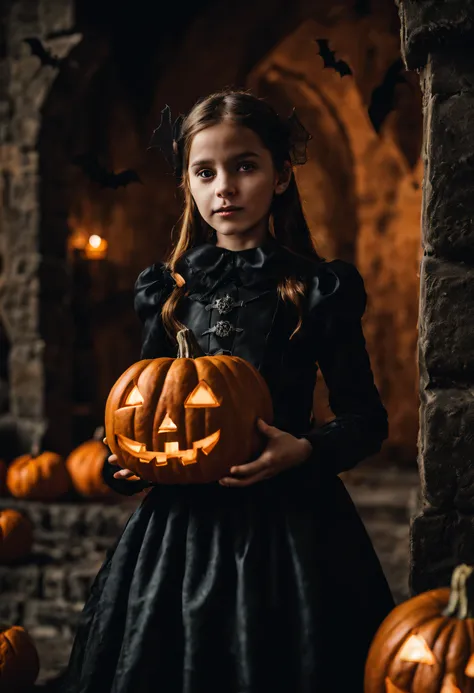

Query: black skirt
left=63, top=468, right=395, bottom=693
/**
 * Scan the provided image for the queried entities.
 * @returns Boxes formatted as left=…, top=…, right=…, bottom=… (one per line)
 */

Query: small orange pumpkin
left=0, top=623, right=40, bottom=689
left=7, top=447, right=71, bottom=500
left=365, top=564, right=474, bottom=693
left=66, top=426, right=117, bottom=498
left=0, top=509, right=33, bottom=563
left=105, top=328, right=273, bottom=485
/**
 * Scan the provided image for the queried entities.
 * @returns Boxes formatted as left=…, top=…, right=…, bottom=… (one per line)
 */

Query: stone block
left=23, top=598, right=83, bottom=632
left=43, top=567, right=66, bottom=600
left=0, top=564, right=41, bottom=597
left=67, top=563, right=101, bottom=602
left=0, top=595, right=23, bottom=624
left=419, top=257, right=474, bottom=381
left=428, top=51, right=474, bottom=96
left=410, top=510, right=474, bottom=594
left=398, top=0, right=474, bottom=70
left=419, top=387, right=474, bottom=512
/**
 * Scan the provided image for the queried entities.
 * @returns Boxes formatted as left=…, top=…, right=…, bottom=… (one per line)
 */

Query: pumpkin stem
left=442, top=564, right=474, bottom=619
left=30, top=439, right=40, bottom=458
left=176, top=328, right=205, bottom=359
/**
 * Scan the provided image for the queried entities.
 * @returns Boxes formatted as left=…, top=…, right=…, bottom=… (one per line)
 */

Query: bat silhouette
left=24, top=37, right=62, bottom=68
left=368, top=59, right=407, bottom=133
left=72, top=154, right=142, bottom=190
left=315, top=39, right=353, bottom=77
left=147, top=104, right=184, bottom=173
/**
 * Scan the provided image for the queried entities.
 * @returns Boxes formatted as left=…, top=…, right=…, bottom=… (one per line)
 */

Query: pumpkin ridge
left=413, top=618, right=456, bottom=692
left=370, top=609, right=446, bottom=691
left=387, top=615, right=446, bottom=690
left=201, top=358, right=248, bottom=463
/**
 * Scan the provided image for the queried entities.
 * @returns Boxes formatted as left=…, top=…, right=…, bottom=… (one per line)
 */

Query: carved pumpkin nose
left=158, top=413, right=178, bottom=433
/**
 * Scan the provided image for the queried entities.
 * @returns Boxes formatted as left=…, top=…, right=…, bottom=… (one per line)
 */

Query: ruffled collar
left=174, top=236, right=288, bottom=298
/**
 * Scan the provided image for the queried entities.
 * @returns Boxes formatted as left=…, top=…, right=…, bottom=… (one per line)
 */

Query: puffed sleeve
left=300, top=260, right=388, bottom=475
left=134, top=263, right=176, bottom=359
left=102, top=263, right=176, bottom=496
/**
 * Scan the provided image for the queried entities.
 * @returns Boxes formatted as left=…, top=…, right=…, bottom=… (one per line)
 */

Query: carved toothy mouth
left=116, top=430, right=220, bottom=467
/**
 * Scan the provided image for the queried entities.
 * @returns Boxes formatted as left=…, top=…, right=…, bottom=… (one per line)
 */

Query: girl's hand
left=107, top=452, right=140, bottom=480
left=219, top=418, right=313, bottom=488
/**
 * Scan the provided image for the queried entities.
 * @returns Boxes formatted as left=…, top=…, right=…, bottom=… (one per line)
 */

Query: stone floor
left=0, top=466, right=421, bottom=689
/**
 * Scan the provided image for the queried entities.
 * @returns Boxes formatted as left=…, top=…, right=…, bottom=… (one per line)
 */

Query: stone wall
left=397, top=0, right=474, bottom=593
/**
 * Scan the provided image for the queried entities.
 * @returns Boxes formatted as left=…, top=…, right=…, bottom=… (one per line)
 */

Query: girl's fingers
left=229, top=454, right=272, bottom=477
left=108, top=454, right=119, bottom=465
left=219, top=470, right=269, bottom=487
left=113, top=468, right=136, bottom=479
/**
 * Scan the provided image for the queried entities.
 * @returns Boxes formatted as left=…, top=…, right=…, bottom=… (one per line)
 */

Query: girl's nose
left=215, top=174, right=236, bottom=198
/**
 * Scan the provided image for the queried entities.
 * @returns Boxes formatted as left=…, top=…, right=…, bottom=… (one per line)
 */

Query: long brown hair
left=162, top=89, right=322, bottom=341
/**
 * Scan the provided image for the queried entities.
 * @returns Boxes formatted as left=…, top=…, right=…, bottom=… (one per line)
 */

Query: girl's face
left=187, top=122, right=290, bottom=246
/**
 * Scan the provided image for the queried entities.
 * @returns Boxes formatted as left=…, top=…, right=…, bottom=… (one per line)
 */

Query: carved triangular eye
left=184, top=381, right=220, bottom=408
left=465, top=653, right=474, bottom=677
left=125, top=385, right=144, bottom=406
left=398, top=634, right=436, bottom=665
left=385, top=678, right=407, bottom=693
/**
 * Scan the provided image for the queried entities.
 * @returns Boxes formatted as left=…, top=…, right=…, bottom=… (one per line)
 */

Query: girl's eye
left=197, top=169, right=214, bottom=179
left=239, top=162, right=256, bottom=172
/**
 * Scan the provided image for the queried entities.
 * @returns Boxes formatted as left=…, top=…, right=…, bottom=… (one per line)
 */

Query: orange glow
left=84, top=234, right=108, bottom=259
left=185, top=381, right=220, bottom=408
left=158, top=413, right=178, bottom=432
left=398, top=634, right=436, bottom=665
left=125, top=386, right=144, bottom=406
left=440, top=673, right=461, bottom=693
left=465, top=653, right=474, bottom=677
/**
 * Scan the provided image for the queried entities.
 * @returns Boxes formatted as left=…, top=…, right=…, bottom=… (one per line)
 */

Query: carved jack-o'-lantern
left=365, top=565, right=474, bottom=693
left=105, top=329, right=273, bottom=484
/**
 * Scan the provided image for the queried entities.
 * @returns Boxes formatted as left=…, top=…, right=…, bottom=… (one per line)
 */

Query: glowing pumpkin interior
left=384, top=633, right=474, bottom=693
left=116, top=380, right=221, bottom=467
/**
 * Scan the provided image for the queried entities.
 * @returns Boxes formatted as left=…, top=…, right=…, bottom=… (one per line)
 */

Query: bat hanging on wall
left=72, top=154, right=142, bottom=190
left=368, top=59, right=408, bottom=133
left=315, top=39, right=353, bottom=78
left=23, top=38, right=62, bottom=68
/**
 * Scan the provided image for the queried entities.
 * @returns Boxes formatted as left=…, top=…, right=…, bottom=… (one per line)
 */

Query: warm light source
left=84, top=234, right=108, bottom=260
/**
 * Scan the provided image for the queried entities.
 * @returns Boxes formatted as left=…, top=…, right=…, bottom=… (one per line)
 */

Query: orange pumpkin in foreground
left=105, top=328, right=273, bottom=485
left=66, top=427, right=116, bottom=498
left=365, top=564, right=474, bottom=693
left=0, top=623, right=40, bottom=689
left=7, top=449, right=71, bottom=500
left=0, top=509, right=33, bottom=563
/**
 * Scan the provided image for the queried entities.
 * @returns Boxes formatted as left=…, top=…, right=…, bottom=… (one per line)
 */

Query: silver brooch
left=205, top=294, right=243, bottom=315
left=202, top=320, right=244, bottom=339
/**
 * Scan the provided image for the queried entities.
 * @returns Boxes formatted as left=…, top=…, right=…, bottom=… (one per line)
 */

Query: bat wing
left=335, top=60, right=353, bottom=77
left=24, top=37, right=60, bottom=68
left=148, top=104, right=175, bottom=166
left=112, top=170, right=142, bottom=189
left=368, top=59, right=406, bottom=132
left=315, top=39, right=335, bottom=69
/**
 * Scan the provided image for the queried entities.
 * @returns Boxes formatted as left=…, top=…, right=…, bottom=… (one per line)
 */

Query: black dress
left=63, top=238, right=395, bottom=693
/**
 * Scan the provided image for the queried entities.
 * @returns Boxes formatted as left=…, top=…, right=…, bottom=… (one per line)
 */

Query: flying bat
left=368, top=59, right=407, bottom=133
left=24, top=37, right=62, bottom=68
left=72, top=154, right=142, bottom=190
left=148, top=104, right=184, bottom=174
left=315, top=39, right=353, bottom=78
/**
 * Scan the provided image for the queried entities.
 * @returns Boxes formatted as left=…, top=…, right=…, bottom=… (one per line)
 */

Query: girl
left=64, top=90, right=395, bottom=693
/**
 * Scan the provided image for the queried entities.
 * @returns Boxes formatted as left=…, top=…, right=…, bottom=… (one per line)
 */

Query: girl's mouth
left=214, top=207, right=244, bottom=217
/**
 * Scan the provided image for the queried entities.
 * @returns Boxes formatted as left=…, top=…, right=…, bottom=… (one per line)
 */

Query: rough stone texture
left=0, top=470, right=418, bottom=685
left=397, top=0, right=474, bottom=70
left=0, top=0, right=80, bottom=457
left=398, top=0, right=474, bottom=592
